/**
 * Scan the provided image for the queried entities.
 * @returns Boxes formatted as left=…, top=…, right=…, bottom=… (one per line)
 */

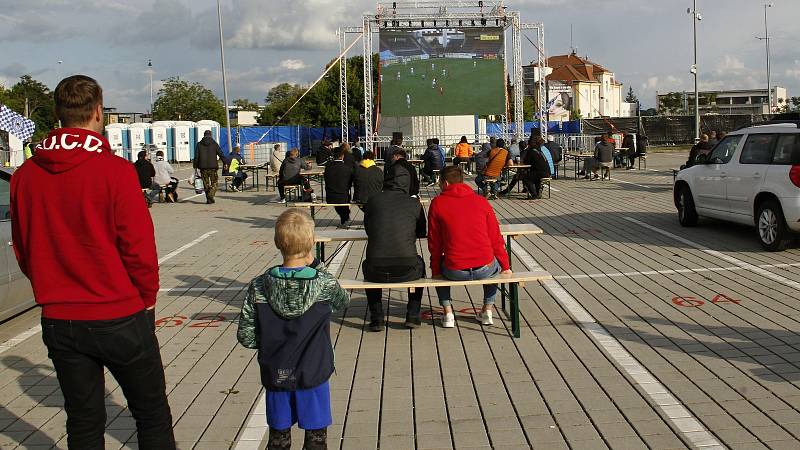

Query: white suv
left=674, top=122, right=800, bottom=251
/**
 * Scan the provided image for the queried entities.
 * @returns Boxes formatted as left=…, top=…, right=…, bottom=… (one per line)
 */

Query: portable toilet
left=171, top=121, right=196, bottom=162
left=128, top=123, right=151, bottom=161
left=105, top=123, right=129, bottom=159
left=151, top=121, right=174, bottom=160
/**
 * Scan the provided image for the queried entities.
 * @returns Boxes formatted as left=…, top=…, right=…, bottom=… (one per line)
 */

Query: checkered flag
left=0, top=104, right=36, bottom=142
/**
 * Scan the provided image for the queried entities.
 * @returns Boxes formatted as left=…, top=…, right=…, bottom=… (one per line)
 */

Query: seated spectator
left=434, top=138, right=447, bottom=168
left=708, top=130, right=718, bottom=147
left=324, top=146, right=354, bottom=228
left=475, top=138, right=511, bottom=196
left=474, top=142, right=491, bottom=175
left=617, top=134, right=635, bottom=168
left=384, top=149, right=420, bottom=197
left=316, top=140, right=333, bottom=166
left=152, top=150, right=178, bottom=202
left=628, top=134, right=647, bottom=169
left=270, top=144, right=285, bottom=174
left=544, top=136, right=563, bottom=167
left=362, top=173, right=427, bottom=330
left=521, top=136, right=552, bottom=199
left=421, top=138, right=444, bottom=186
left=227, top=146, right=249, bottom=191
left=453, top=136, right=474, bottom=174
left=134, top=150, right=157, bottom=206
left=354, top=151, right=383, bottom=206
left=340, top=142, right=357, bottom=169
left=591, top=134, right=614, bottom=179
left=383, top=136, right=404, bottom=176
left=276, top=148, right=312, bottom=203
left=351, top=142, right=363, bottom=163
left=429, top=166, right=512, bottom=327
left=684, top=134, right=714, bottom=169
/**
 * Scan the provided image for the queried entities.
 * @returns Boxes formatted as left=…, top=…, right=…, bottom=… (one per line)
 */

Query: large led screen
left=379, top=28, right=506, bottom=117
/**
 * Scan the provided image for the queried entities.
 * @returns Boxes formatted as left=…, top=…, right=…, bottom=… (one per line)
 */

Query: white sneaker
left=478, top=310, right=493, bottom=326
left=275, top=198, right=286, bottom=204
left=442, top=312, right=455, bottom=328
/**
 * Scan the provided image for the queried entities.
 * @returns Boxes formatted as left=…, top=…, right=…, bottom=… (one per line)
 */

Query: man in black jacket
left=316, top=140, right=333, bottom=166
left=383, top=135, right=404, bottom=176
left=324, top=147, right=354, bottom=228
left=193, top=130, right=225, bottom=204
left=521, top=138, right=552, bottom=199
left=421, top=139, right=443, bottom=186
left=354, top=151, right=383, bottom=206
left=684, top=134, right=714, bottom=169
left=384, top=149, right=420, bottom=197
left=363, top=175, right=427, bottom=331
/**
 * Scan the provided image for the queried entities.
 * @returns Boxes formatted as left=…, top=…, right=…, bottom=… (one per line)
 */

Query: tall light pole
left=756, top=3, right=774, bottom=114
left=147, top=59, right=154, bottom=116
left=56, top=60, right=63, bottom=86
left=688, top=2, right=702, bottom=143
left=216, top=0, right=234, bottom=154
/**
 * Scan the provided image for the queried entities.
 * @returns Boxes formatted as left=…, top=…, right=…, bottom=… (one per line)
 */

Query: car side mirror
left=696, top=154, right=708, bottom=164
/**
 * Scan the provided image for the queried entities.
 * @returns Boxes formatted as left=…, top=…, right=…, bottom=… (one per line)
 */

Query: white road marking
left=0, top=231, right=221, bottom=354
left=509, top=240, right=724, bottom=449
left=614, top=179, right=650, bottom=189
left=180, top=193, right=206, bottom=203
left=625, top=217, right=800, bottom=291
left=158, top=230, right=218, bottom=264
left=232, top=242, right=352, bottom=449
left=0, top=325, right=42, bottom=356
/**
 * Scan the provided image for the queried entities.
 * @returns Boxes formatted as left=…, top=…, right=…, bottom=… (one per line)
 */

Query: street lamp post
left=147, top=59, right=154, bottom=116
left=688, top=2, right=702, bottom=143
left=757, top=3, right=774, bottom=114
left=216, top=0, right=234, bottom=154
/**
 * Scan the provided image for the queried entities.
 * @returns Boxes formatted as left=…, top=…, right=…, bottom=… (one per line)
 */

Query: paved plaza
left=2, top=153, right=800, bottom=449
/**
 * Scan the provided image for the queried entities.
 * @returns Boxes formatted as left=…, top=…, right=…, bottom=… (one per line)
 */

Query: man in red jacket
left=10, top=75, right=175, bottom=449
left=428, top=166, right=511, bottom=328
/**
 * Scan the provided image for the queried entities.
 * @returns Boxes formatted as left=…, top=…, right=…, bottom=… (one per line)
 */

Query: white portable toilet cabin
left=151, top=121, right=174, bottom=160
left=171, top=121, right=196, bottom=162
left=195, top=120, right=221, bottom=159
left=127, top=123, right=151, bottom=162
left=104, top=123, right=129, bottom=159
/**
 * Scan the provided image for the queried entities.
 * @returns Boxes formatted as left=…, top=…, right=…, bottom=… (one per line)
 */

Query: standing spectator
left=153, top=150, right=178, bottom=202
left=134, top=150, right=157, bottom=206
left=193, top=129, right=225, bottom=204
left=428, top=166, right=511, bottom=327
left=324, top=147, right=355, bottom=228
left=453, top=136, right=474, bottom=174
left=270, top=144, right=285, bottom=174
left=362, top=175, right=427, bottom=330
left=421, top=138, right=443, bottom=186
left=228, top=146, right=248, bottom=191
left=316, top=140, right=333, bottom=166
left=383, top=134, right=404, bottom=175
left=353, top=151, right=383, bottom=206
left=277, top=148, right=312, bottom=203
left=475, top=138, right=511, bottom=196
left=384, top=149, right=420, bottom=197
left=237, top=209, right=349, bottom=450
left=10, top=75, right=175, bottom=449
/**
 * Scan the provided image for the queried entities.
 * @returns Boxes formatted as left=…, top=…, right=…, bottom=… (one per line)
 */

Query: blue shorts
left=266, top=381, right=332, bottom=430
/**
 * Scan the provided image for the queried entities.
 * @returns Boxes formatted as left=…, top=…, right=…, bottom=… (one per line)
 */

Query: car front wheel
left=677, top=185, right=698, bottom=227
left=756, top=200, right=790, bottom=252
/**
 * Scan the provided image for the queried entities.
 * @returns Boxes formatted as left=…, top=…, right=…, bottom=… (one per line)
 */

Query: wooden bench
left=540, top=177, right=552, bottom=199
left=339, top=271, right=552, bottom=338
left=292, top=198, right=429, bottom=219
left=283, top=185, right=302, bottom=202
left=266, top=173, right=279, bottom=191
left=638, top=154, right=647, bottom=170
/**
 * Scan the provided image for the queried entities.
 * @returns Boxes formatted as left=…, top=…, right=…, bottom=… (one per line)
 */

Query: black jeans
left=334, top=206, right=350, bottom=224
left=41, top=309, right=175, bottom=450
left=363, top=257, right=425, bottom=320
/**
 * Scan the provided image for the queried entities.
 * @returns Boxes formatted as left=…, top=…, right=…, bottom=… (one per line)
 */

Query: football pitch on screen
left=380, top=58, right=505, bottom=117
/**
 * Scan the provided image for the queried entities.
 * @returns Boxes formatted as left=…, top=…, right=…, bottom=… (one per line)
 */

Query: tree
left=233, top=98, right=259, bottom=111
left=657, top=92, right=684, bottom=115
left=625, top=87, right=638, bottom=103
left=152, top=77, right=226, bottom=124
left=1, top=75, right=57, bottom=141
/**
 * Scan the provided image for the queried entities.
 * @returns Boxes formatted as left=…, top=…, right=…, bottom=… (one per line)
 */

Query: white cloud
left=786, top=60, right=800, bottom=81
left=280, top=60, right=307, bottom=71
left=715, top=55, right=745, bottom=71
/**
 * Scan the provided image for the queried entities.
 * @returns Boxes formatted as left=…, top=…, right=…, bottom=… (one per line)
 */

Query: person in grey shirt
left=276, top=148, right=311, bottom=203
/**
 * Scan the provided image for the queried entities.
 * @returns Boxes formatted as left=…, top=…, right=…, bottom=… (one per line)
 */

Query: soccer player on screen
left=410, top=67, right=414, bottom=76
left=406, top=93, right=411, bottom=109
left=474, top=60, right=477, bottom=68
left=442, top=68, right=446, bottom=78
left=431, top=62, right=435, bottom=71
left=396, top=71, right=400, bottom=81
left=439, top=86, right=444, bottom=96
left=432, top=78, right=437, bottom=89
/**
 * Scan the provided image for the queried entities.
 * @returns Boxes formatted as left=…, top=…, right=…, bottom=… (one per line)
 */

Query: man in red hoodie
left=10, top=75, right=175, bottom=449
left=428, top=166, right=511, bottom=328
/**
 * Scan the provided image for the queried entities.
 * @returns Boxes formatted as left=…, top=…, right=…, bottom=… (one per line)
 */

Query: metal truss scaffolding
left=340, top=1, right=544, bottom=149
left=521, top=22, right=546, bottom=139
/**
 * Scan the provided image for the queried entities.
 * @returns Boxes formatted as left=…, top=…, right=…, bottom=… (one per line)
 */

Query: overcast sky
left=2, top=0, right=799, bottom=112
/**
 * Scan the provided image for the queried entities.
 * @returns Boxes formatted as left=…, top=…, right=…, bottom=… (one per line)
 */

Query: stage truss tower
left=339, top=1, right=546, bottom=148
